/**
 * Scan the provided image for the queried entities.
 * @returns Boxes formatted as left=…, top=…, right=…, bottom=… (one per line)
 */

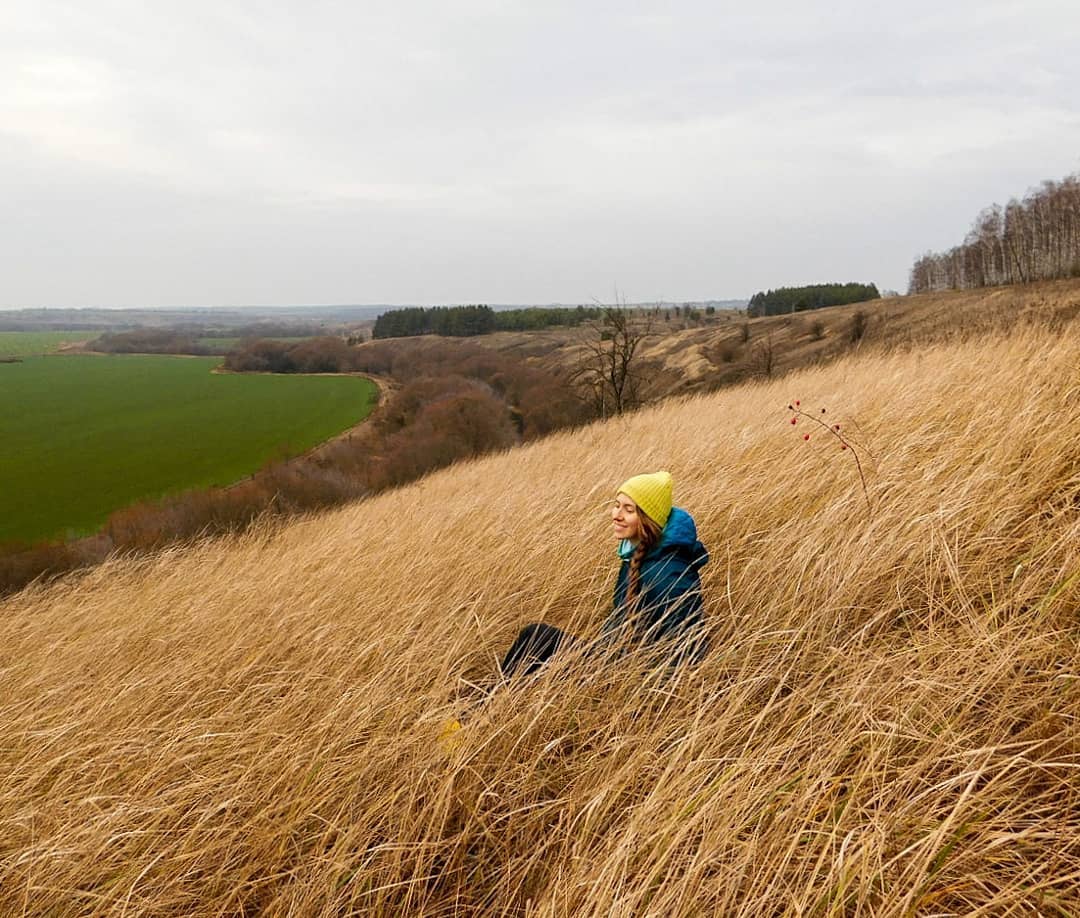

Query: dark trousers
left=500, top=622, right=574, bottom=678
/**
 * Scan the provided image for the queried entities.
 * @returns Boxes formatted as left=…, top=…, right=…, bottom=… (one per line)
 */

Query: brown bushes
left=0, top=537, right=111, bottom=594
left=376, top=386, right=518, bottom=487
left=92, top=329, right=210, bottom=355
left=223, top=336, right=357, bottom=373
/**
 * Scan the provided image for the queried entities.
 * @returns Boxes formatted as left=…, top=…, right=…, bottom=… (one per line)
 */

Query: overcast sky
left=4, top=0, right=1080, bottom=308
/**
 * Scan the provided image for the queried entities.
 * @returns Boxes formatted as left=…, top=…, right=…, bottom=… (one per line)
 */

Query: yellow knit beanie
left=616, top=470, right=673, bottom=528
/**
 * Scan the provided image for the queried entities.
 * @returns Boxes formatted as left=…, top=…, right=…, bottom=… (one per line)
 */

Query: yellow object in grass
left=437, top=717, right=464, bottom=753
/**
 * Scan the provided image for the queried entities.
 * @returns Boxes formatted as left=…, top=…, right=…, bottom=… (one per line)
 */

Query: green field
left=0, top=355, right=378, bottom=544
left=0, top=331, right=94, bottom=357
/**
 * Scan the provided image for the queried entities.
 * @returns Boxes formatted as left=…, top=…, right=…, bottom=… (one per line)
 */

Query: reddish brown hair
left=625, top=509, right=664, bottom=611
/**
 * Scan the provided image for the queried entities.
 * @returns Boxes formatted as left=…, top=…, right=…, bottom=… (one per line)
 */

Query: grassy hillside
left=480, top=277, right=1080, bottom=400
left=1, top=322, right=1078, bottom=914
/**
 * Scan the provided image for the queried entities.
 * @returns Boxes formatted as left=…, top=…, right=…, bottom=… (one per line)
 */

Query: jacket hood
left=657, top=507, right=699, bottom=552
left=618, top=507, right=709, bottom=569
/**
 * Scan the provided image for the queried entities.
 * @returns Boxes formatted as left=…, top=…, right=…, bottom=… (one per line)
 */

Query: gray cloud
left=2, top=0, right=1079, bottom=306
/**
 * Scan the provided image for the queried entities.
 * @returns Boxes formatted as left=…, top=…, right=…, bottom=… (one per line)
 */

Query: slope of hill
left=479, top=277, right=1080, bottom=400
left=1, top=318, right=1078, bottom=914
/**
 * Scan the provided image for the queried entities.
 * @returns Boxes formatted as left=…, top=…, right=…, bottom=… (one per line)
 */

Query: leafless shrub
left=850, top=309, right=869, bottom=343
left=751, top=332, right=776, bottom=377
left=571, top=304, right=651, bottom=418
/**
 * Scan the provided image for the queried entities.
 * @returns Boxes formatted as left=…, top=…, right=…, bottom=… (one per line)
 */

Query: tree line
left=373, top=305, right=497, bottom=338
left=91, top=329, right=213, bottom=355
left=747, top=283, right=879, bottom=318
left=909, top=172, right=1080, bottom=294
left=372, top=304, right=604, bottom=339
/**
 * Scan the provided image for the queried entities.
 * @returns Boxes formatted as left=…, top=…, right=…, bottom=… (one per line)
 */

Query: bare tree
left=572, top=305, right=651, bottom=418
left=849, top=310, right=869, bottom=343
left=750, top=333, right=776, bottom=378
left=908, top=170, right=1080, bottom=293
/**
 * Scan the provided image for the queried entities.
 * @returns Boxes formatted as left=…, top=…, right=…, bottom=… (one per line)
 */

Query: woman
left=500, top=470, right=709, bottom=677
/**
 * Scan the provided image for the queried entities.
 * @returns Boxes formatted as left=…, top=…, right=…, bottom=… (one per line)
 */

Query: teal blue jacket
left=601, top=507, right=709, bottom=662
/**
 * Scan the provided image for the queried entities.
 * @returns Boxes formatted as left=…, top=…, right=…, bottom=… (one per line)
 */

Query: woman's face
left=611, top=493, right=641, bottom=541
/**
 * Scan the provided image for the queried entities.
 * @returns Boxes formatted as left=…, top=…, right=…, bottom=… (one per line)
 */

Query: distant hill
left=474, top=277, right=1080, bottom=401
left=0, top=299, right=750, bottom=331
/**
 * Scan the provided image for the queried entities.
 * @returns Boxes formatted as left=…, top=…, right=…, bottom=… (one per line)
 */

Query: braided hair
left=625, top=510, right=664, bottom=612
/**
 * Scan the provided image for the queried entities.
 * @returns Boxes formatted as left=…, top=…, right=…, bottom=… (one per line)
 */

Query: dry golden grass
left=639, top=277, right=1080, bottom=394
left=2, top=317, right=1079, bottom=915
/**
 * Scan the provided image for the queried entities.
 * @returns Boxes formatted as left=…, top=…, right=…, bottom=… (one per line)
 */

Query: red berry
left=803, top=434, right=810, bottom=441
left=841, top=444, right=847, bottom=450
left=795, top=400, right=800, bottom=406
left=791, top=417, right=797, bottom=425
left=834, top=424, right=840, bottom=431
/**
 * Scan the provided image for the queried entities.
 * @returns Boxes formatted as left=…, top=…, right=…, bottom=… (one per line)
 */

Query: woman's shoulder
left=648, top=508, right=709, bottom=571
